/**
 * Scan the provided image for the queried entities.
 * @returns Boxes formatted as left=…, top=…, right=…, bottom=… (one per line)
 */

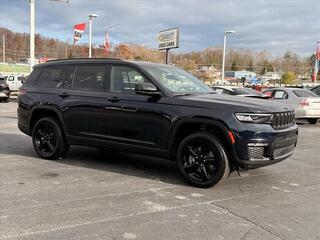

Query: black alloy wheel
left=177, top=132, right=230, bottom=188
left=32, top=117, right=69, bottom=159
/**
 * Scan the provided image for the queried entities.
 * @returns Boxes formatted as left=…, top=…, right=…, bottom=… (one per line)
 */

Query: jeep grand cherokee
left=18, top=58, right=298, bottom=188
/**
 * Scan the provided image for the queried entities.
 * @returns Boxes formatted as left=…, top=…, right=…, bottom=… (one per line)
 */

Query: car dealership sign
left=158, top=28, right=179, bottom=50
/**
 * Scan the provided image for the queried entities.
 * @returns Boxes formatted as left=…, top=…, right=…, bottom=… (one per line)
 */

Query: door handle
left=108, top=97, right=120, bottom=103
left=59, top=92, right=69, bottom=98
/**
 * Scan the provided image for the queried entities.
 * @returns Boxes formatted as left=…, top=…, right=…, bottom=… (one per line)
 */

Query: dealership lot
left=0, top=102, right=319, bottom=240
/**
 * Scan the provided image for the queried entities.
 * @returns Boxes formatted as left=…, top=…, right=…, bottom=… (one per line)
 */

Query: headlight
left=235, top=113, right=273, bottom=123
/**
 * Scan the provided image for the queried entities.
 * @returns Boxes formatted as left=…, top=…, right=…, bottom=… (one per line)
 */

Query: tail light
left=299, top=98, right=309, bottom=107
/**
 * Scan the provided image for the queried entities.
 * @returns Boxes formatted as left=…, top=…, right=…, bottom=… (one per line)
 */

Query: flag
left=315, top=41, right=320, bottom=73
left=104, top=31, right=110, bottom=56
left=73, top=23, right=86, bottom=44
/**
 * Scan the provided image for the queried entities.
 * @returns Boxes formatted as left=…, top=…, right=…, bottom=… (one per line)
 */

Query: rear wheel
left=176, top=132, right=230, bottom=188
left=32, top=117, right=69, bottom=159
left=4, top=97, right=9, bottom=103
left=307, top=118, right=318, bottom=124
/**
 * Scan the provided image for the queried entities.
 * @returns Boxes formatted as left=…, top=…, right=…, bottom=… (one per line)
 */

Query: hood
left=176, top=94, right=292, bottom=113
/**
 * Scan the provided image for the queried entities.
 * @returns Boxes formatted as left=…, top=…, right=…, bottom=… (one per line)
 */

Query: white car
left=263, top=88, right=320, bottom=124
left=5, top=75, right=27, bottom=91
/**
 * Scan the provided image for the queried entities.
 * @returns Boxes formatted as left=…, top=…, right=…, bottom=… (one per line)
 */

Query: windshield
left=292, top=89, right=318, bottom=98
left=143, top=64, right=213, bottom=94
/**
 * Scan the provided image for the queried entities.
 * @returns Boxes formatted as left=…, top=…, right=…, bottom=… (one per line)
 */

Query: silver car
left=263, top=88, right=320, bottom=124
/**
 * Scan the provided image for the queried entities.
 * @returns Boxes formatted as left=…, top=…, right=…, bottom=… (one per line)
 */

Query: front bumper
left=232, top=124, right=298, bottom=169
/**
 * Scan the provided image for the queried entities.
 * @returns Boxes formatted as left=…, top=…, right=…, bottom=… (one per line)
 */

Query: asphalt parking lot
left=0, top=101, right=319, bottom=240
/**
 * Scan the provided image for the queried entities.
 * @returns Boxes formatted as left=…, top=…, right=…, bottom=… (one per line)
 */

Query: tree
left=231, top=60, right=237, bottom=71
left=281, top=71, right=296, bottom=85
left=247, top=60, right=254, bottom=72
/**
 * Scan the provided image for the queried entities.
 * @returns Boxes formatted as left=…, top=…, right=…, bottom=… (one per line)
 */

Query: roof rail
left=46, top=57, right=123, bottom=62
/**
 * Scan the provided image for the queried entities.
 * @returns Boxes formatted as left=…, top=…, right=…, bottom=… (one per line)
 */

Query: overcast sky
left=0, top=0, right=319, bottom=57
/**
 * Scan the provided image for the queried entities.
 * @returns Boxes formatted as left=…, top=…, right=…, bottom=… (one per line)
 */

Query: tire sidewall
left=32, top=117, right=65, bottom=159
left=177, top=132, right=230, bottom=188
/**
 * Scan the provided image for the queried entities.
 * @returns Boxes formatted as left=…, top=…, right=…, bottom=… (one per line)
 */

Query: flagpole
left=316, top=40, right=320, bottom=85
left=88, top=14, right=98, bottom=58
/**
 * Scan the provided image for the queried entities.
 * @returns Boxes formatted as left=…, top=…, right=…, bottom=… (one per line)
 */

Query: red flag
left=317, top=41, right=320, bottom=60
left=104, top=31, right=110, bottom=56
left=73, top=23, right=86, bottom=44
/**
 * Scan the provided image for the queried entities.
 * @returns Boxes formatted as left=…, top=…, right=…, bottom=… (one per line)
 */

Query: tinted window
left=18, top=76, right=26, bottom=82
left=312, top=86, right=320, bottom=95
left=36, top=66, right=74, bottom=88
left=110, top=66, right=148, bottom=94
left=27, top=68, right=42, bottom=84
left=292, top=89, right=318, bottom=98
left=73, top=65, right=106, bottom=91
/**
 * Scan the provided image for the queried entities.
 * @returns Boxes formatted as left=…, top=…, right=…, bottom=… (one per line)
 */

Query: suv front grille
left=271, top=112, right=295, bottom=129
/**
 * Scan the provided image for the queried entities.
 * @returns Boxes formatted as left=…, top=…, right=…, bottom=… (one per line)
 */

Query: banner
left=104, top=31, right=110, bottom=56
left=73, top=23, right=86, bottom=44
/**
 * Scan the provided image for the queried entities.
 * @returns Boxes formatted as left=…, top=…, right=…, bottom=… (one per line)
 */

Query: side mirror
left=135, top=83, right=161, bottom=97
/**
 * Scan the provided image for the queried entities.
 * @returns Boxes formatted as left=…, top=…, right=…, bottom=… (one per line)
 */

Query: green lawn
left=0, top=64, right=31, bottom=74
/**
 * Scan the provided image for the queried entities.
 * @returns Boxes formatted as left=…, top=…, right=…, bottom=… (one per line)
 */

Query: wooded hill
left=0, top=27, right=315, bottom=77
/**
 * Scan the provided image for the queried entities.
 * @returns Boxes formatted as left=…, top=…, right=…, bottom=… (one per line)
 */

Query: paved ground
left=0, top=101, right=320, bottom=240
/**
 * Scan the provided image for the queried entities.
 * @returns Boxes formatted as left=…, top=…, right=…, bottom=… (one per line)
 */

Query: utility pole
left=2, top=34, right=5, bottom=73
left=30, top=0, right=35, bottom=71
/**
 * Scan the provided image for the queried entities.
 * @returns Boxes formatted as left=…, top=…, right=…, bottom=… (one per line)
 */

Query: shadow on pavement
left=0, top=132, right=187, bottom=187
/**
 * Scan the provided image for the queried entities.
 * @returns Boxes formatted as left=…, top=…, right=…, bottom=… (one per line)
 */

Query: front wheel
left=32, top=117, right=69, bottom=159
left=176, top=132, right=230, bottom=188
left=307, top=118, right=318, bottom=124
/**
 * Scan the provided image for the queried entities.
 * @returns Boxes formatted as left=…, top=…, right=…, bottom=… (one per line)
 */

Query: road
left=1, top=102, right=320, bottom=240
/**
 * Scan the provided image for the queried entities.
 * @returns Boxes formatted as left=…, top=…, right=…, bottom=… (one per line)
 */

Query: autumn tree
left=281, top=71, right=296, bottom=85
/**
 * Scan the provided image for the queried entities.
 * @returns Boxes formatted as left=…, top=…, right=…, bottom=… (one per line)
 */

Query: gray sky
left=0, top=0, right=319, bottom=57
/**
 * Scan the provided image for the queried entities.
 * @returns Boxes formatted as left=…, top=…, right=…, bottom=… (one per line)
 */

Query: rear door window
left=36, top=66, right=74, bottom=88
left=292, top=90, right=318, bottom=98
left=313, top=87, right=320, bottom=95
left=72, top=65, right=106, bottom=91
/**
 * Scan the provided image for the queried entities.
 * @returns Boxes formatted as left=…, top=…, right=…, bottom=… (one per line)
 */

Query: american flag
left=104, top=31, right=111, bottom=56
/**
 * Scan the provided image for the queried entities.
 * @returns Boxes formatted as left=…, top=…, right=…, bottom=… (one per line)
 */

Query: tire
left=4, top=97, right=9, bottom=103
left=307, top=119, right=318, bottom=124
left=176, top=132, right=230, bottom=188
left=32, top=117, right=69, bottom=160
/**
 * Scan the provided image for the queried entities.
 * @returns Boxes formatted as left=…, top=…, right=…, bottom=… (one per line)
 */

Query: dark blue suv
left=18, top=59, right=298, bottom=187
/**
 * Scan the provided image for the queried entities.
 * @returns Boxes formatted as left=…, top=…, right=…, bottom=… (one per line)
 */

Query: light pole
left=2, top=34, right=5, bottom=73
left=29, top=0, right=69, bottom=72
left=88, top=13, right=98, bottom=58
left=221, top=30, right=236, bottom=85
left=30, top=0, right=35, bottom=72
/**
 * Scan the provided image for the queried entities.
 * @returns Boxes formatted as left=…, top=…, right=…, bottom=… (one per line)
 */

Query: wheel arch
left=28, top=106, right=68, bottom=138
left=168, top=118, right=237, bottom=161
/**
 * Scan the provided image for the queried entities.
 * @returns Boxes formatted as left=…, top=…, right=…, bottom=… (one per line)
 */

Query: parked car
left=212, top=86, right=271, bottom=99
left=6, top=75, right=26, bottom=91
left=263, top=88, right=320, bottom=124
left=0, top=76, right=10, bottom=103
left=311, top=85, right=320, bottom=96
left=18, top=59, right=298, bottom=188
